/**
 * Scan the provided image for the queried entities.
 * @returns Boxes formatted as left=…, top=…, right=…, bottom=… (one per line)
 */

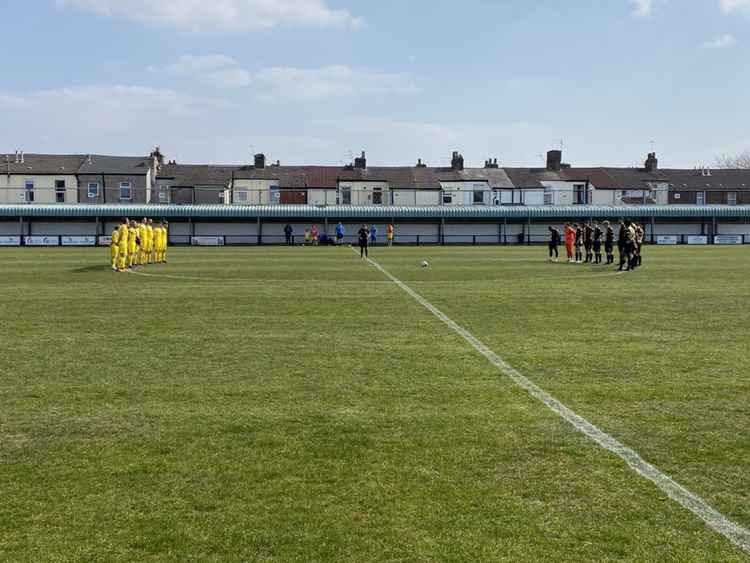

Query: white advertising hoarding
left=191, top=236, right=224, bottom=246
left=0, top=236, right=21, bottom=246
left=99, top=236, right=113, bottom=246
left=714, top=235, right=743, bottom=245
left=657, top=235, right=679, bottom=245
left=61, top=236, right=97, bottom=246
left=687, top=236, right=708, bottom=245
left=24, top=236, right=59, bottom=246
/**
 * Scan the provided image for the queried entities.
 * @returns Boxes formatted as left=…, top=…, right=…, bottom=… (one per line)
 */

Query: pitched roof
left=233, top=165, right=442, bottom=189
left=504, top=167, right=672, bottom=190
left=433, top=167, right=514, bottom=188
left=660, top=168, right=750, bottom=191
left=77, top=155, right=152, bottom=175
left=157, top=164, right=238, bottom=186
left=2, top=154, right=86, bottom=175
left=503, top=168, right=564, bottom=188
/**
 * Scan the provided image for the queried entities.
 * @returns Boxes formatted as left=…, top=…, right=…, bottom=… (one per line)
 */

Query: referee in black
left=357, top=224, right=369, bottom=259
left=548, top=226, right=560, bottom=262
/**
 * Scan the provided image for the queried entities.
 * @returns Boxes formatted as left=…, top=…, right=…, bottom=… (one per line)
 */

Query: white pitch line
left=360, top=251, right=750, bottom=555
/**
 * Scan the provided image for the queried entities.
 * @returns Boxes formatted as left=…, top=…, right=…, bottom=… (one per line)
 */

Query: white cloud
left=631, top=0, right=653, bottom=17
left=704, top=33, right=737, bottom=48
left=720, top=0, right=750, bottom=12
left=0, top=85, right=225, bottom=156
left=56, top=0, right=361, bottom=31
left=254, top=65, right=417, bottom=100
left=159, top=56, right=417, bottom=98
left=166, top=55, right=239, bottom=74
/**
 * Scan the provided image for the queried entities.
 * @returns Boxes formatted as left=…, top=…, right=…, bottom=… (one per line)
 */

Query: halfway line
left=360, top=251, right=750, bottom=555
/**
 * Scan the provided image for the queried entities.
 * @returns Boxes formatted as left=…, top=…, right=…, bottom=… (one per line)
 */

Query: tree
left=716, top=150, right=750, bottom=169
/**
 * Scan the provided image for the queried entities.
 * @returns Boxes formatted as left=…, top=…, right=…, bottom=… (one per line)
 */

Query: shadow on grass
left=70, top=264, right=113, bottom=274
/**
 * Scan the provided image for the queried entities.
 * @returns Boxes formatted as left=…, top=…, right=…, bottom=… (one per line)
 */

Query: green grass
left=1, top=245, right=748, bottom=562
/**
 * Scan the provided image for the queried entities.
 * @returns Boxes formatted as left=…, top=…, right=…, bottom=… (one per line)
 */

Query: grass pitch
left=1, top=245, right=749, bottom=562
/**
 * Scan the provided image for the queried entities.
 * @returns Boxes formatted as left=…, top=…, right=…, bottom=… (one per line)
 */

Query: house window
left=159, top=187, right=169, bottom=203
left=119, top=182, right=132, bottom=201
left=341, top=187, right=352, bottom=205
left=674, top=193, right=681, bottom=200
left=473, top=190, right=485, bottom=205
left=24, top=179, right=35, bottom=203
left=442, top=192, right=453, bottom=205
left=55, top=180, right=66, bottom=203
left=544, top=191, right=553, bottom=205
left=236, top=190, right=248, bottom=203
left=373, top=187, right=383, bottom=205
left=696, top=191, right=705, bottom=206
left=573, top=184, right=586, bottom=205
left=87, top=182, right=100, bottom=199
left=728, top=192, right=737, bottom=206
left=218, top=191, right=225, bottom=204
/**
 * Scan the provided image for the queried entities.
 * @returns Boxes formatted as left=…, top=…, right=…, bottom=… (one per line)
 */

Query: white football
left=421, top=261, right=430, bottom=268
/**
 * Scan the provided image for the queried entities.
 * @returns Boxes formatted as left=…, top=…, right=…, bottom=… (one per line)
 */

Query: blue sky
left=1, top=0, right=749, bottom=167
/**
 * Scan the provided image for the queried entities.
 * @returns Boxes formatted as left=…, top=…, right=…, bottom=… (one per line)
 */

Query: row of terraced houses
left=3, top=148, right=750, bottom=208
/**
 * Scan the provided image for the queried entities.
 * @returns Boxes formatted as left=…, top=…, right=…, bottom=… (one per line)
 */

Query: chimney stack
left=254, top=153, right=266, bottom=169
left=546, top=150, right=562, bottom=171
left=20, top=151, right=24, bottom=164
left=354, top=151, right=367, bottom=169
left=484, top=157, right=499, bottom=169
left=451, top=151, right=464, bottom=171
left=645, top=152, right=658, bottom=172
left=416, top=158, right=427, bottom=168
left=15, top=150, right=19, bottom=163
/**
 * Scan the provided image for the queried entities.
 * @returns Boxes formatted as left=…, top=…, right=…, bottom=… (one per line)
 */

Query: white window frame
left=24, top=179, right=35, bottom=203
left=54, top=179, right=66, bottom=203
left=472, top=190, right=485, bottom=205
left=696, top=191, right=705, bottom=206
left=119, top=182, right=132, bottom=201
left=236, top=190, right=248, bottom=203
left=87, top=182, right=100, bottom=199
left=442, top=192, right=453, bottom=205
left=573, top=184, right=586, bottom=205
left=372, top=187, right=383, bottom=205
left=728, top=192, right=737, bottom=206
left=341, top=187, right=352, bottom=205
left=544, top=191, right=554, bottom=206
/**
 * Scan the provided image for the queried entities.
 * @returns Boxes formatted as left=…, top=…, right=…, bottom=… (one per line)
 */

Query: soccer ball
left=421, top=261, right=430, bottom=268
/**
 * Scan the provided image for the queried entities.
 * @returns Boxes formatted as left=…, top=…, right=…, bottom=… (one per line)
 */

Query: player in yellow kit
left=128, top=220, right=138, bottom=268
left=138, top=220, right=148, bottom=265
left=147, top=219, right=155, bottom=264
left=117, top=218, right=130, bottom=272
left=110, top=226, right=120, bottom=271
left=162, top=221, right=169, bottom=263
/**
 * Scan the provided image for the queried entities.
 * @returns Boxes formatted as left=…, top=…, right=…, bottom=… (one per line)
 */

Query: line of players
left=548, top=220, right=645, bottom=271
left=110, top=218, right=168, bottom=272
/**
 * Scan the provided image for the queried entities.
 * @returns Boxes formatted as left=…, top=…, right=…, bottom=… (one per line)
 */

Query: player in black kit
left=548, top=226, right=560, bottom=262
left=603, top=221, right=615, bottom=264
left=357, top=224, right=369, bottom=259
left=584, top=222, right=594, bottom=263
left=592, top=222, right=603, bottom=264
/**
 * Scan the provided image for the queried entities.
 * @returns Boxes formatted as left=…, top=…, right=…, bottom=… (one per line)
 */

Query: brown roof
left=233, top=165, right=442, bottom=189
left=2, top=154, right=86, bottom=175
left=157, top=164, right=238, bottom=186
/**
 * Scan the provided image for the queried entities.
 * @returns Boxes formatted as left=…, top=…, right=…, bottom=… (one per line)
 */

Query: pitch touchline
left=361, top=252, right=750, bottom=555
